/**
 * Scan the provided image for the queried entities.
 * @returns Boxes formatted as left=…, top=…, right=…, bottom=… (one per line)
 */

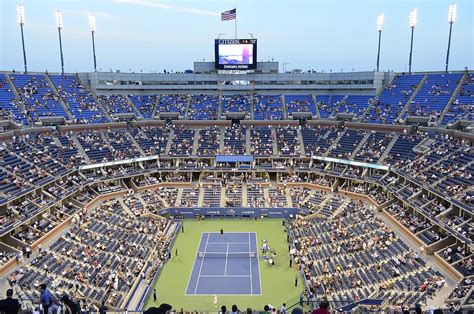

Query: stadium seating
left=0, top=69, right=473, bottom=313
left=169, top=127, right=195, bottom=156
left=50, top=74, right=109, bottom=124
left=222, top=125, right=246, bottom=154
left=0, top=74, right=29, bottom=124
left=128, top=95, right=158, bottom=119
left=98, top=94, right=137, bottom=118
left=188, top=94, right=219, bottom=120
left=221, top=94, right=251, bottom=116
left=250, top=126, right=273, bottom=156
left=316, top=95, right=344, bottom=118
left=317, top=95, right=372, bottom=119
left=197, top=127, right=220, bottom=156
left=253, top=95, right=284, bottom=120
left=353, top=131, right=393, bottom=163
left=372, top=74, right=424, bottom=124
left=286, top=95, right=317, bottom=116
left=288, top=203, right=446, bottom=310
left=156, top=94, right=188, bottom=116
left=328, top=129, right=365, bottom=159
left=442, top=74, right=473, bottom=125
left=10, top=74, right=69, bottom=121
left=276, top=126, right=300, bottom=156
left=403, top=73, right=463, bottom=122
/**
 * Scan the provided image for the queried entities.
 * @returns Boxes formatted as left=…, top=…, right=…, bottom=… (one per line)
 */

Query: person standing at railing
left=0, top=289, right=21, bottom=314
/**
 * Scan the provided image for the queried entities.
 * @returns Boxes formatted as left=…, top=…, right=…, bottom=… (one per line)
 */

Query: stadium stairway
left=311, top=94, right=321, bottom=119
left=242, top=182, right=248, bottom=207
left=358, top=100, right=372, bottom=122
left=175, top=189, right=183, bottom=207
left=71, top=135, right=92, bottom=163
left=297, top=128, right=306, bottom=156
left=191, top=129, right=200, bottom=155
left=262, top=187, right=270, bottom=207
left=95, top=97, right=114, bottom=123
left=437, top=72, right=469, bottom=126
left=281, top=95, right=288, bottom=119
left=183, top=94, right=191, bottom=119
left=125, top=95, right=142, bottom=119
left=349, top=131, right=371, bottom=159
left=99, top=130, right=116, bottom=153
left=301, top=194, right=333, bottom=220
left=245, top=128, right=251, bottom=154
left=377, top=134, right=400, bottom=164
left=218, top=128, right=225, bottom=151
left=127, top=131, right=146, bottom=156
left=271, top=128, right=279, bottom=156
left=150, top=95, right=160, bottom=118
left=249, top=91, right=255, bottom=119
left=45, top=75, right=74, bottom=121
left=217, top=90, right=223, bottom=117
left=324, top=129, right=346, bottom=157
left=164, top=129, right=174, bottom=155
left=197, top=185, right=205, bottom=207
left=397, top=74, right=428, bottom=121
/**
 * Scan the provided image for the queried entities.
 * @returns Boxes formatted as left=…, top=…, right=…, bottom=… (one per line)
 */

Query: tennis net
left=197, top=251, right=256, bottom=258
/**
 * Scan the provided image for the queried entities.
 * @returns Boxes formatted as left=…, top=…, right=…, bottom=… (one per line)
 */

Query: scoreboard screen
left=215, top=39, right=257, bottom=70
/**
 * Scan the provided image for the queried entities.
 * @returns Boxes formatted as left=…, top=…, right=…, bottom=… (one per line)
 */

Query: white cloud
left=113, top=0, right=220, bottom=17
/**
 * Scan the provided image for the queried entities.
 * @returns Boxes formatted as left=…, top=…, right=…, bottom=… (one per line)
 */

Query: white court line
left=184, top=232, right=204, bottom=295
left=207, top=242, right=252, bottom=244
left=198, top=251, right=253, bottom=254
left=206, top=231, right=255, bottom=234
left=200, top=275, right=251, bottom=278
left=248, top=232, right=253, bottom=295
left=253, top=232, right=262, bottom=294
left=224, top=243, right=229, bottom=275
left=184, top=292, right=263, bottom=296
left=193, top=232, right=210, bottom=294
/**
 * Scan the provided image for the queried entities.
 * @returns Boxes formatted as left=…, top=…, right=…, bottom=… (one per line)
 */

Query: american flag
left=221, top=8, right=236, bottom=21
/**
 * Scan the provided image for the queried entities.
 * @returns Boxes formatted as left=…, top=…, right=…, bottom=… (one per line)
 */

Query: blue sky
left=0, top=0, right=472, bottom=73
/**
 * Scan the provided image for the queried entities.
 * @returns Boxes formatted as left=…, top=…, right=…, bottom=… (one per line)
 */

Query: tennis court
left=185, top=232, right=261, bottom=295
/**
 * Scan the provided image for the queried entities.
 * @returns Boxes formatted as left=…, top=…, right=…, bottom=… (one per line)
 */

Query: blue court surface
left=186, top=232, right=261, bottom=295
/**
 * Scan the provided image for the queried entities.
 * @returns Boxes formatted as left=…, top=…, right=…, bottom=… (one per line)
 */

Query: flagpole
left=234, top=7, right=237, bottom=39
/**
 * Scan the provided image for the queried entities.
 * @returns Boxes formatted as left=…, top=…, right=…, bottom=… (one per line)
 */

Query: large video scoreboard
left=215, top=39, right=257, bottom=70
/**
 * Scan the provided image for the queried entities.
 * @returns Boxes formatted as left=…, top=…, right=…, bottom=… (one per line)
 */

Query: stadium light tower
left=445, top=4, right=456, bottom=72
left=408, top=9, right=417, bottom=73
left=89, top=13, right=97, bottom=71
left=55, top=10, right=65, bottom=75
left=376, top=14, right=384, bottom=71
left=17, top=5, right=28, bottom=73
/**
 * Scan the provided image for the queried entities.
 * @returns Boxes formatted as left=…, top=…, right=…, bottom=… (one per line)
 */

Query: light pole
left=17, top=5, right=28, bottom=73
left=408, top=9, right=417, bottom=73
left=89, top=14, right=97, bottom=72
left=55, top=10, right=65, bottom=75
left=376, top=14, right=384, bottom=71
left=445, top=4, right=456, bottom=72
